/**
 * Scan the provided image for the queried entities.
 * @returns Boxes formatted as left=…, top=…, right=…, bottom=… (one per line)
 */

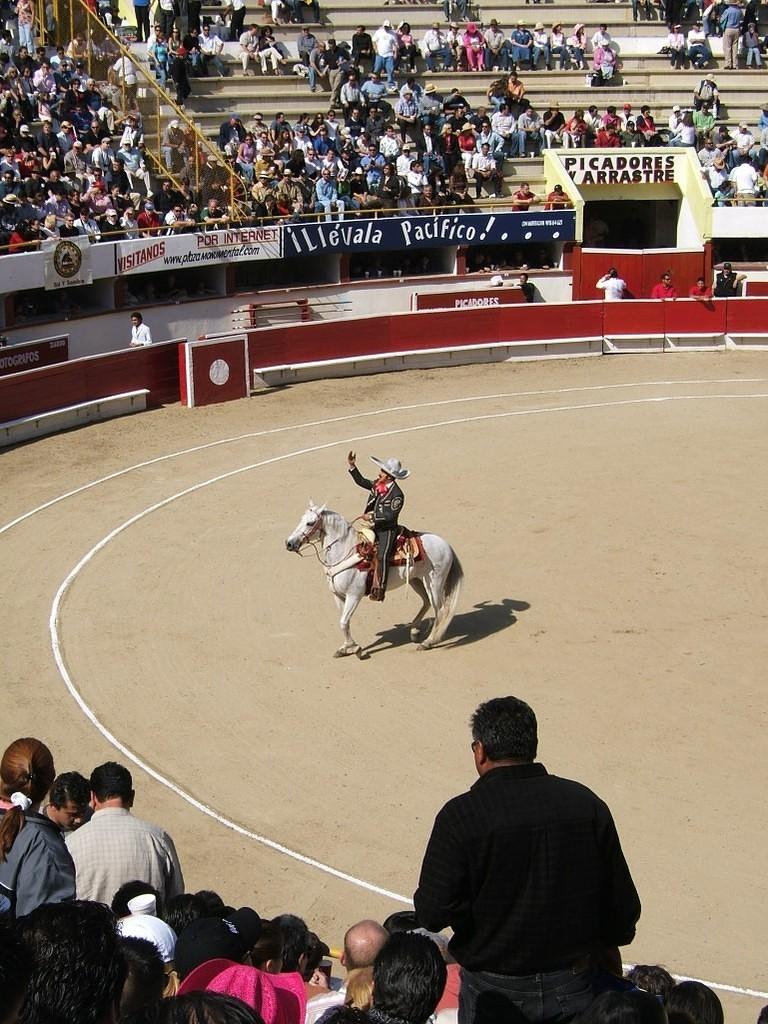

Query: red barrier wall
left=247, top=303, right=606, bottom=369
left=3, top=299, right=768, bottom=427
left=724, top=297, right=768, bottom=334
left=0, top=340, right=181, bottom=422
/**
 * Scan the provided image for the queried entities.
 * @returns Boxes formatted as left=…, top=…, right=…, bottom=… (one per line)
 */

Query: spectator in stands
left=42, top=772, right=91, bottom=833
left=462, top=23, right=484, bottom=72
left=650, top=270, right=677, bottom=298
left=518, top=272, right=535, bottom=301
left=713, top=260, right=746, bottom=295
left=119, top=936, right=167, bottom=1018
left=371, top=932, right=446, bottom=1024
left=414, top=696, right=640, bottom=1024
left=314, top=164, right=345, bottom=219
left=693, top=74, right=720, bottom=118
left=545, top=183, right=571, bottom=208
left=471, top=143, right=503, bottom=197
left=531, top=23, right=551, bottom=70
left=597, top=267, right=627, bottom=300
left=372, top=20, right=398, bottom=89
left=240, top=24, right=260, bottom=75
left=0, top=916, right=32, bottom=1018
left=567, top=24, right=587, bottom=69
left=351, top=26, right=374, bottom=70
left=17, top=901, right=126, bottom=1024
left=687, top=21, right=711, bottom=66
left=689, top=274, right=714, bottom=301
left=135, top=993, right=266, bottom=1024
left=483, top=20, right=508, bottom=72
left=65, top=761, right=184, bottom=903
left=306, top=920, right=388, bottom=1024
left=665, top=981, right=723, bottom=1024
left=720, top=0, right=742, bottom=68
left=667, top=24, right=687, bottom=68
left=422, top=24, right=453, bottom=72
left=625, top=966, right=676, bottom=999
left=578, top=991, right=666, bottom=1024
left=509, top=21, right=533, bottom=68
left=744, top=22, right=762, bottom=64
left=0, top=738, right=75, bottom=917
left=199, top=25, right=226, bottom=77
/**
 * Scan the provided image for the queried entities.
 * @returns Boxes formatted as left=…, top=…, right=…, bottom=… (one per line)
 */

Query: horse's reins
left=298, top=513, right=361, bottom=574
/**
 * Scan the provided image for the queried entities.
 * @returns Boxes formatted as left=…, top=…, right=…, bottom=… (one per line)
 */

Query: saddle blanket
left=356, top=528, right=425, bottom=571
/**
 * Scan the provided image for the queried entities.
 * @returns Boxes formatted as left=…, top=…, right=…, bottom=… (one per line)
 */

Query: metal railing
left=51, top=0, right=245, bottom=212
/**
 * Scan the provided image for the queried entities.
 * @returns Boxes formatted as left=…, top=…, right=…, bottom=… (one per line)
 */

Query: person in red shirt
left=136, top=200, right=162, bottom=236
left=689, top=276, right=712, bottom=302
left=596, top=124, right=621, bottom=148
left=511, top=182, right=536, bottom=211
left=650, top=270, right=677, bottom=299
left=544, top=184, right=572, bottom=209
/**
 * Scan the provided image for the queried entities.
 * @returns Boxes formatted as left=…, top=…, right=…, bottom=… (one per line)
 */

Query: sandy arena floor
left=2, top=353, right=767, bottom=1020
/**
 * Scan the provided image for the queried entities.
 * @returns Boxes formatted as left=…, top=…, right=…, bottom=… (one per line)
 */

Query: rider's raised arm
left=349, top=464, right=374, bottom=490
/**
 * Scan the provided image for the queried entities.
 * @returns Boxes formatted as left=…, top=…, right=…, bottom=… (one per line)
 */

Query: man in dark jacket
left=414, top=696, right=641, bottom=1024
left=713, top=260, right=746, bottom=296
left=347, top=451, right=408, bottom=601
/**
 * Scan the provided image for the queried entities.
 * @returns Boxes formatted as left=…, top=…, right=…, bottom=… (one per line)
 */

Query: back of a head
left=163, top=894, right=210, bottom=940
left=575, top=991, right=668, bottom=1024
left=372, top=931, right=447, bottom=1024
left=625, top=966, right=675, bottom=1001
left=381, top=912, right=418, bottom=936
left=126, top=992, right=265, bottom=1024
left=112, top=881, right=162, bottom=919
left=0, top=739, right=56, bottom=861
left=344, top=920, right=389, bottom=970
left=90, top=761, right=133, bottom=803
left=17, top=901, right=125, bottom=1024
left=665, top=982, right=723, bottom=1024
left=119, top=937, right=166, bottom=1018
left=303, top=931, right=330, bottom=981
left=271, top=914, right=309, bottom=973
left=470, top=696, right=538, bottom=762
left=249, top=921, right=284, bottom=971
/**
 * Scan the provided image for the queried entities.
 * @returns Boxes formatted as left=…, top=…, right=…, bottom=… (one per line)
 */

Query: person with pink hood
left=462, top=23, right=485, bottom=70
left=175, top=912, right=307, bottom=1024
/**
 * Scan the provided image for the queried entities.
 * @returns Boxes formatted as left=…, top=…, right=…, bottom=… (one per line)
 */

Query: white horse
left=286, top=502, right=464, bottom=659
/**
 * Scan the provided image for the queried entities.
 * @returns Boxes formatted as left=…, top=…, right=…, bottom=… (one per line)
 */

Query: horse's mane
left=318, top=508, right=353, bottom=533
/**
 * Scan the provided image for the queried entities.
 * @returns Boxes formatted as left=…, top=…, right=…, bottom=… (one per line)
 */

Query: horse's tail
left=431, top=547, right=464, bottom=645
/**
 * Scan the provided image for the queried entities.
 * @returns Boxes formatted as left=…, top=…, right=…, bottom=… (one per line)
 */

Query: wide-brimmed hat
left=2, top=194, right=20, bottom=205
left=424, top=83, right=437, bottom=94
left=370, top=456, right=409, bottom=479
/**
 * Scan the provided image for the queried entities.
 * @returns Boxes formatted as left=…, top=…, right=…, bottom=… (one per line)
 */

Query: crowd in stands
left=0, top=734, right=763, bottom=1024
left=2, top=0, right=768, bottom=252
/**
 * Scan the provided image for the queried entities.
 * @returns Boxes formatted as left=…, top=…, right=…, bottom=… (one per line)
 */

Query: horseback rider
left=347, top=450, right=409, bottom=602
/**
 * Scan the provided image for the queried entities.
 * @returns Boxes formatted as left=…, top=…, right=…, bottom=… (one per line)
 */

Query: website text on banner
left=114, top=227, right=282, bottom=276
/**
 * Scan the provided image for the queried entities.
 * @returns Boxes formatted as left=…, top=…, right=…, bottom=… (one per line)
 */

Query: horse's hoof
left=334, top=648, right=351, bottom=658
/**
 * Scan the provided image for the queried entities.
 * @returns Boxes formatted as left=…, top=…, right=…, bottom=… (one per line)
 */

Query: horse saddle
left=355, top=527, right=425, bottom=570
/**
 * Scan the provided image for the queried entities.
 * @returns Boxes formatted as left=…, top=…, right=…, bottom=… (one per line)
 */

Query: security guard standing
left=347, top=451, right=409, bottom=602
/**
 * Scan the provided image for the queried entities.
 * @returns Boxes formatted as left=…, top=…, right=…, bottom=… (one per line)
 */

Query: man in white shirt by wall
left=596, top=268, right=627, bottom=301
left=130, top=311, right=153, bottom=346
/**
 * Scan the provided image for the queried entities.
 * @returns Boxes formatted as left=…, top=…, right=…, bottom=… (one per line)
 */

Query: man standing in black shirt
left=713, top=261, right=746, bottom=297
left=414, top=696, right=641, bottom=1024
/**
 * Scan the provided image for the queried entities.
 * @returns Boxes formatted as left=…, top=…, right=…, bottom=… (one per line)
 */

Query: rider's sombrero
left=370, top=456, right=410, bottom=480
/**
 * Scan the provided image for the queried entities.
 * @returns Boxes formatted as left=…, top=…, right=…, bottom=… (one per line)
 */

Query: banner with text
left=114, top=226, right=282, bottom=276
left=43, top=238, right=92, bottom=290
left=0, top=334, right=68, bottom=377
left=282, top=211, right=575, bottom=257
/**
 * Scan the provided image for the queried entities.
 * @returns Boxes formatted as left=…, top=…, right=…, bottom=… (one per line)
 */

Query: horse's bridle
left=296, top=513, right=324, bottom=549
